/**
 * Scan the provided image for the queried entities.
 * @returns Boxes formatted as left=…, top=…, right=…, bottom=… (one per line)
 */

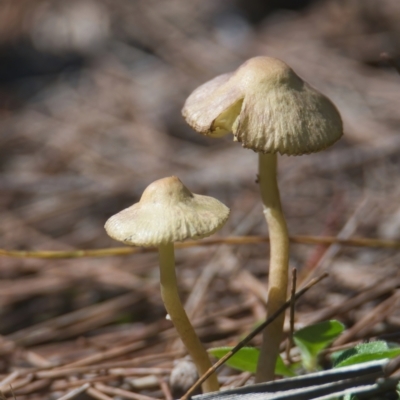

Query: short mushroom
left=105, top=176, right=229, bottom=393
left=182, top=56, right=343, bottom=382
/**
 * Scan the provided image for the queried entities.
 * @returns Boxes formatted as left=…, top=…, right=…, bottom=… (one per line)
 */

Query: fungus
left=182, top=56, right=343, bottom=382
left=105, top=176, right=229, bottom=393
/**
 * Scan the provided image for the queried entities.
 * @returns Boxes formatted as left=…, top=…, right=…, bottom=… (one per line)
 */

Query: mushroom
left=105, top=176, right=229, bottom=393
left=182, top=56, right=343, bottom=382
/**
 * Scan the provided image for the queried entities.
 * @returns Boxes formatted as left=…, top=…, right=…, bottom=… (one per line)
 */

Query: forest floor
left=1, top=0, right=400, bottom=398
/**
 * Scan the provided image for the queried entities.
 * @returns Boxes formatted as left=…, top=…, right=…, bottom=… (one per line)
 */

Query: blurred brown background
left=1, top=0, right=400, bottom=398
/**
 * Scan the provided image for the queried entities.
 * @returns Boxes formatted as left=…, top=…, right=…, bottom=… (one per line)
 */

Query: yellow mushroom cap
left=104, top=176, right=230, bottom=247
left=182, top=56, right=343, bottom=155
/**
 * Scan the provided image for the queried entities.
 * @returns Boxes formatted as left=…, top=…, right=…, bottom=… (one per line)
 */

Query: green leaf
left=293, top=320, right=345, bottom=371
left=208, top=347, right=295, bottom=377
left=333, top=341, right=400, bottom=368
left=276, top=355, right=297, bottom=377
left=209, top=347, right=258, bottom=373
left=343, top=394, right=358, bottom=400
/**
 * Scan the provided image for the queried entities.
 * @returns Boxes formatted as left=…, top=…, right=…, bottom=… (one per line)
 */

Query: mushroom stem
left=158, top=243, right=220, bottom=393
left=255, top=152, right=289, bottom=383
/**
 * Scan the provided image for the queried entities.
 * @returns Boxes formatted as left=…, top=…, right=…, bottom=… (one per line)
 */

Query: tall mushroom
left=182, top=56, right=343, bottom=382
left=105, top=176, right=229, bottom=393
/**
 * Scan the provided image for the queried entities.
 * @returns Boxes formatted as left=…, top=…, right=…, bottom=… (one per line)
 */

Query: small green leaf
left=333, top=341, right=400, bottom=368
left=293, top=320, right=345, bottom=371
left=343, top=394, right=358, bottom=400
left=208, top=347, right=295, bottom=377
left=275, top=354, right=297, bottom=377
left=209, top=347, right=258, bottom=373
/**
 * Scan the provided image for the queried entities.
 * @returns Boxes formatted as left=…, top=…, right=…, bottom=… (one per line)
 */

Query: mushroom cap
left=182, top=56, right=343, bottom=155
left=104, top=176, right=230, bottom=247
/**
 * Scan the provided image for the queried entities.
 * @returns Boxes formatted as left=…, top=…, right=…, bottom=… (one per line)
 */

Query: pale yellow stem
left=255, top=153, right=289, bottom=383
left=158, top=243, right=219, bottom=393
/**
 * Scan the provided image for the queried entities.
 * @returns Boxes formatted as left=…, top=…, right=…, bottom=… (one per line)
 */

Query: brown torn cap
left=105, top=176, right=229, bottom=247
left=182, top=56, right=343, bottom=155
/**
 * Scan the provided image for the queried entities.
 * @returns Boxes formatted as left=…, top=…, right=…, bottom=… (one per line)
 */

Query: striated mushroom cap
left=105, top=176, right=229, bottom=247
left=182, top=56, right=343, bottom=155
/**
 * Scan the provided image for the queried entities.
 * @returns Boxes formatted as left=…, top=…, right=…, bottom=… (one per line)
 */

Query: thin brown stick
left=0, top=371, right=20, bottom=391
left=286, top=268, right=297, bottom=364
left=13, top=379, right=51, bottom=395
left=385, top=354, right=400, bottom=377
left=0, top=374, right=33, bottom=394
left=24, top=351, right=53, bottom=368
left=52, top=375, right=118, bottom=391
left=181, top=273, right=328, bottom=400
left=1, top=235, right=400, bottom=259
left=225, top=372, right=252, bottom=389
left=87, top=387, right=114, bottom=400
left=236, top=270, right=268, bottom=305
left=183, top=202, right=262, bottom=322
left=62, top=340, right=147, bottom=368
left=334, top=291, right=400, bottom=346
left=109, top=367, right=171, bottom=376
left=298, top=198, right=368, bottom=285
left=56, top=383, right=90, bottom=400
left=157, top=377, right=173, bottom=400
left=304, top=276, right=400, bottom=325
left=94, top=383, right=158, bottom=400
left=14, top=343, right=181, bottom=381
left=320, top=340, right=366, bottom=356
left=8, top=292, right=143, bottom=346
